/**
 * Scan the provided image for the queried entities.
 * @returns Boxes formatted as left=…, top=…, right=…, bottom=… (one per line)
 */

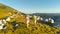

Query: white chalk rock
left=2, top=19, right=6, bottom=24
left=10, top=16, right=14, bottom=18
left=6, top=17, right=11, bottom=21
left=15, top=24, right=18, bottom=27
left=40, top=17, right=43, bottom=20
left=0, top=20, right=2, bottom=24
left=0, top=26, right=3, bottom=30
left=49, top=18, right=51, bottom=20
left=51, top=19, right=54, bottom=23
left=37, top=16, right=40, bottom=20
left=3, top=26, right=6, bottom=29
left=0, top=24, right=4, bottom=30
left=45, top=19, right=49, bottom=22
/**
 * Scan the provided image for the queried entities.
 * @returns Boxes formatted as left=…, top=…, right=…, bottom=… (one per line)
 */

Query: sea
left=29, top=13, right=60, bottom=27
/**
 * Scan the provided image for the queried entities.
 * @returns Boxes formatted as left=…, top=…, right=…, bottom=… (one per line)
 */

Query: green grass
left=3, top=16, right=60, bottom=34
left=0, top=3, right=60, bottom=34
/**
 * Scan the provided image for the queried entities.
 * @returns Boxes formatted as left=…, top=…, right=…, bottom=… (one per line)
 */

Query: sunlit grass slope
left=0, top=3, right=60, bottom=34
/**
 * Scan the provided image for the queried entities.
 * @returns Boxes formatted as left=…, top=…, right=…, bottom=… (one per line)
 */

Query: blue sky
left=0, top=0, right=60, bottom=14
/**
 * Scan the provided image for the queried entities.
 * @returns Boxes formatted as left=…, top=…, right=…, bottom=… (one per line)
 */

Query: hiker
left=33, top=15, right=37, bottom=25
left=26, top=15, right=30, bottom=28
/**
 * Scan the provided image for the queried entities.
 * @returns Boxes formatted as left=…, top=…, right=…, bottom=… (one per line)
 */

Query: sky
left=0, top=0, right=60, bottom=14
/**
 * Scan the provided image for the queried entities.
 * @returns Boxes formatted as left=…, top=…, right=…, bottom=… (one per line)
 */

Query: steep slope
left=0, top=3, right=26, bottom=18
left=0, top=4, right=60, bottom=34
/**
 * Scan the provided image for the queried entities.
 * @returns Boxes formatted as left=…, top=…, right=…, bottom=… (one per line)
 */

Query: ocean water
left=29, top=13, right=60, bottom=27
left=41, top=16, right=60, bottom=27
left=54, top=17, right=60, bottom=27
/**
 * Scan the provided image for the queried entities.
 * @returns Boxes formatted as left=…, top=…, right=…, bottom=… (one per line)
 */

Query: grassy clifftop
left=0, top=3, right=25, bottom=18
left=0, top=4, right=60, bottom=34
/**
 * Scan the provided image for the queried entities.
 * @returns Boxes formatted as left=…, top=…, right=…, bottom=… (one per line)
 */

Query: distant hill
left=29, top=13, right=60, bottom=16
left=29, top=13, right=60, bottom=19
